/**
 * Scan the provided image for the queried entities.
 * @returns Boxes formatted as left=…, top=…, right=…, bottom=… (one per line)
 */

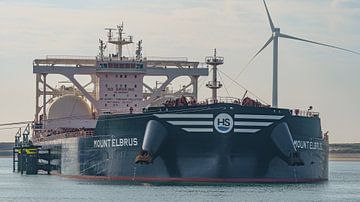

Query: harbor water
left=0, top=158, right=359, bottom=202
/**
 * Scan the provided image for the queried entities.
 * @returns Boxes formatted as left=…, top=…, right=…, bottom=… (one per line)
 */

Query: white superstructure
left=32, top=24, right=208, bottom=130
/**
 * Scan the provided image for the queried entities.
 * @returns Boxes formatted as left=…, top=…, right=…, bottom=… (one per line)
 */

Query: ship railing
left=99, top=56, right=137, bottom=61
left=33, top=129, right=94, bottom=142
left=146, top=56, right=188, bottom=61
left=200, top=98, right=320, bottom=118
left=46, top=55, right=96, bottom=60
left=101, top=107, right=143, bottom=115
left=205, top=97, right=242, bottom=104
left=206, top=81, right=223, bottom=89
left=99, top=56, right=188, bottom=62
left=205, top=56, right=224, bottom=64
left=145, top=57, right=199, bottom=68
left=291, top=109, right=320, bottom=117
left=34, top=55, right=97, bottom=67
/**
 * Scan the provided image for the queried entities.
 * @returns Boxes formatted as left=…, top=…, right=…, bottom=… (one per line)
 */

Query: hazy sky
left=0, top=0, right=359, bottom=143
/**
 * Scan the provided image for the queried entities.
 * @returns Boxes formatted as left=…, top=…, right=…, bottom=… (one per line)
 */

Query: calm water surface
left=0, top=158, right=359, bottom=202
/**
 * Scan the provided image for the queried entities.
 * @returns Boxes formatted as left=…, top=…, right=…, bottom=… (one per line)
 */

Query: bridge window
left=100, top=63, right=108, bottom=68
left=136, top=64, right=143, bottom=69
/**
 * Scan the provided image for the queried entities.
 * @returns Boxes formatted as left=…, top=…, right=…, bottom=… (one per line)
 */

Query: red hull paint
left=64, top=175, right=328, bottom=183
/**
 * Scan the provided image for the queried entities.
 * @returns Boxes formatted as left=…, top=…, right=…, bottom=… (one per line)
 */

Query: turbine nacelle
left=273, top=28, right=280, bottom=37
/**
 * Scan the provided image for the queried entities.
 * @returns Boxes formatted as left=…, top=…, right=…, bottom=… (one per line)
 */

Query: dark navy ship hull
left=40, top=104, right=328, bottom=183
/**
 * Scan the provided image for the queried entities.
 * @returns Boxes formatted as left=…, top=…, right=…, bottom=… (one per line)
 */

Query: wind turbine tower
left=250, top=0, right=360, bottom=108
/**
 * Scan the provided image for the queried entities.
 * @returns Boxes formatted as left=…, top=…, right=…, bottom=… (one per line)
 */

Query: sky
left=0, top=0, right=359, bottom=143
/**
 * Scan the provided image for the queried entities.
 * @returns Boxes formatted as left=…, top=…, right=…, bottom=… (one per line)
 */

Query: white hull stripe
left=234, top=128, right=261, bottom=133
left=234, top=121, right=273, bottom=127
left=167, top=121, right=213, bottom=126
left=154, top=114, right=213, bottom=119
left=234, top=114, right=284, bottom=120
left=182, top=128, right=213, bottom=132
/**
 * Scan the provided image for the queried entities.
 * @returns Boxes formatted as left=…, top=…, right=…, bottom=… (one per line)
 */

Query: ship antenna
left=205, top=48, right=224, bottom=103
left=116, top=24, right=124, bottom=60
left=98, top=39, right=106, bottom=61
left=136, top=40, right=143, bottom=60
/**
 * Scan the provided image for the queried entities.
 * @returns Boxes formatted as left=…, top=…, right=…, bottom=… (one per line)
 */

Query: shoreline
left=329, top=153, right=360, bottom=161
left=0, top=156, right=12, bottom=158
left=330, top=158, right=360, bottom=161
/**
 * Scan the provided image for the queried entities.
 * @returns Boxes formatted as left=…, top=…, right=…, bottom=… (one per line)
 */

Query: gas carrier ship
left=19, top=1, right=349, bottom=183
left=24, top=23, right=329, bottom=183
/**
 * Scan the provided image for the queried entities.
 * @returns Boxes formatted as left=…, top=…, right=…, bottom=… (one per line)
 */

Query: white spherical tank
left=48, top=95, right=92, bottom=120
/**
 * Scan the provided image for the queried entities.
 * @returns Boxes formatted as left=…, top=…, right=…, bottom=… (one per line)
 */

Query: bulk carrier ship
left=19, top=1, right=341, bottom=183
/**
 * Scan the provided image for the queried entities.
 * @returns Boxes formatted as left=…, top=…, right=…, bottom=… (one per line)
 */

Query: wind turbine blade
left=235, top=36, right=273, bottom=79
left=249, top=36, right=274, bottom=64
left=279, top=33, right=360, bottom=55
left=263, top=0, right=275, bottom=31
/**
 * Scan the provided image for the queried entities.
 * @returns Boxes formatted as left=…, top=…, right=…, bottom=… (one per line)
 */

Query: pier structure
left=13, top=124, right=54, bottom=175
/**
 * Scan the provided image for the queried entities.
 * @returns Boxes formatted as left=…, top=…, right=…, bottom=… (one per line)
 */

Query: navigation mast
left=105, top=23, right=133, bottom=60
left=205, top=49, right=224, bottom=103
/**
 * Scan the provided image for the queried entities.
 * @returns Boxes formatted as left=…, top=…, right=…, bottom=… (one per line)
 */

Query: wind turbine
left=250, top=0, right=360, bottom=108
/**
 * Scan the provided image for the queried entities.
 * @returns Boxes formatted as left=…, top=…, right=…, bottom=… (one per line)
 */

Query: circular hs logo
left=214, top=113, right=233, bottom=134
